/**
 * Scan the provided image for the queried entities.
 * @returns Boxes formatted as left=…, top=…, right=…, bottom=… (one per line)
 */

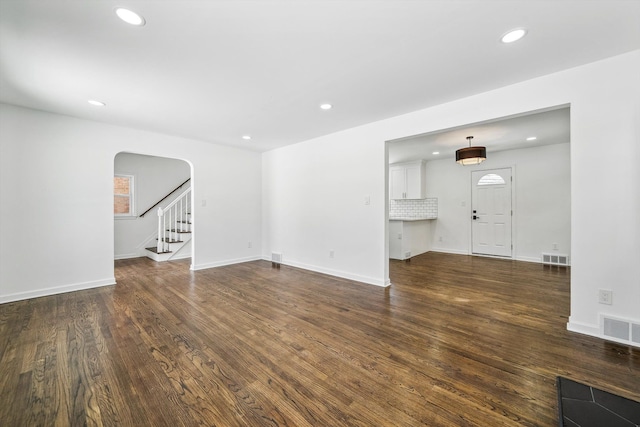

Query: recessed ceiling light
left=432, top=151, right=440, bottom=155
left=501, top=28, right=527, bottom=43
left=115, top=8, right=146, bottom=26
left=320, top=103, right=332, bottom=110
left=88, top=99, right=106, bottom=107
left=242, top=135, right=252, bottom=140
left=526, top=136, right=537, bottom=141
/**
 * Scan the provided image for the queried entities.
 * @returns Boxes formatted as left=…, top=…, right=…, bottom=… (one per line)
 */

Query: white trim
left=192, top=256, right=263, bottom=271
left=430, top=248, right=470, bottom=256
left=567, top=317, right=600, bottom=336
left=567, top=317, right=640, bottom=349
left=261, top=256, right=390, bottom=287
left=114, top=252, right=140, bottom=260
left=0, top=277, right=116, bottom=304
left=429, top=250, right=567, bottom=266
left=514, top=255, right=545, bottom=264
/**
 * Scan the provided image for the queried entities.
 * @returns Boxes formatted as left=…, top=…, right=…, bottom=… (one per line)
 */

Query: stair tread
left=167, top=229, right=192, bottom=233
left=145, top=247, right=173, bottom=254
left=177, top=221, right=192, bottom=224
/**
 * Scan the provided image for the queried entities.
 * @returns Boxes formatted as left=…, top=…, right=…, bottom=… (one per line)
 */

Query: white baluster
left=157, top=207, right=163, bottom=253
left=180, top=197, right=183, bottom=232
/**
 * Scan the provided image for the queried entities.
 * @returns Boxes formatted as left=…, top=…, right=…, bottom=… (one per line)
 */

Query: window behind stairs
left=114, top=174, right=135, bottom=217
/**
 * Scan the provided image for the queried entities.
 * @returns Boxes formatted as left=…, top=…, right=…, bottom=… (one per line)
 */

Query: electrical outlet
left=598, top=289, right=613, bottom=305
left=329, top=250, right=334, bottom=258
left=552, top=242, right=558, bottom=250
left=438, top=236, right=443, bottom=242
left=364, top=196, right=370, bottom=205
left=248, top=241, right=252, bottom=248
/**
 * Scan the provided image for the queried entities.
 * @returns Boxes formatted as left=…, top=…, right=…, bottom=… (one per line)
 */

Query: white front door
left=471, top=168, right=512, bottom=257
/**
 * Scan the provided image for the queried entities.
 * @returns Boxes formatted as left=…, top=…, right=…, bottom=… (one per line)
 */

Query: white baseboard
left=262, top=256, right=389, bottom=287
left=568, top=316, right=640, bottom=349
left=114, top=252, right=140, bottom=260
left=567, top=318, right=600, bottom=336
left=514, top=256, right=542, bottom=263
left=430, top=248, right=469, bottom=256
left=0, top=277, right=116, bottom=304
left=430, top=249, right=569, bottom=266
left=567, top=318, right=638, bottom=348
left=192, top=255, right=263, bottom=271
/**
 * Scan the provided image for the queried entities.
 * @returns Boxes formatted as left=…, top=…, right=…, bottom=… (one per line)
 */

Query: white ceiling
left=388, top=106, right=570, bottom=164
left=1, top=1, right=638, bottom=152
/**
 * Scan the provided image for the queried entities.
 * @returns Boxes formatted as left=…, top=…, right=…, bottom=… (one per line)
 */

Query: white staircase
left=144, top=188, right=192, bottom=262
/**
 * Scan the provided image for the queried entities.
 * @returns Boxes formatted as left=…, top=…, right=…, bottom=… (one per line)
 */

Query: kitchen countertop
left=389, top=217, right=437, bottom=221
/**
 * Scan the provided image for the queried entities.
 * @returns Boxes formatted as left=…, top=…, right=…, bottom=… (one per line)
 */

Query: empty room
left=1, top=1, right=639, bottom=426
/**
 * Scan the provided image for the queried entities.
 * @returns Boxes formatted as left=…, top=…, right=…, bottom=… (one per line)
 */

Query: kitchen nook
left=389, top=160, right=437, bottom=260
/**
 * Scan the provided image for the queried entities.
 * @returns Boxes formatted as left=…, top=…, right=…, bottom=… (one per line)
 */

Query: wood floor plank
left=1, top=252, right=639, bottom=426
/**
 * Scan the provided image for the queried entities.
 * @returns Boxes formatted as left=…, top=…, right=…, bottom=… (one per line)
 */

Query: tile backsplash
left=390, top=198, right=438, bottom=218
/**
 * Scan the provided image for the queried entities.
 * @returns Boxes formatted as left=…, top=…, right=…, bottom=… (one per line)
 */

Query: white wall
left=262, top=50, right=640, bottom=343
left=0, top=104, right=262, bottom=303
left=425, top=142, right=571, bottom=262
left=262, top=132, right=388, bottom=285
left=114, top=153, right=191, bottom=259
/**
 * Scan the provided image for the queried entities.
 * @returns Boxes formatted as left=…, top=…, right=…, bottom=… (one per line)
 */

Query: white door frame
left=469, top=166, right=516, bottom=258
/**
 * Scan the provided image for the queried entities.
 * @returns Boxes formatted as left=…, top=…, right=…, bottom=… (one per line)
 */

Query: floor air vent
left=602, top=315, right=640, bottom=346
left=542, top=253, right=569, bottom=266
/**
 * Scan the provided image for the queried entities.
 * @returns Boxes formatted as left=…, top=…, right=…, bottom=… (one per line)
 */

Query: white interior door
left=471, top=168, right=512, bottom=257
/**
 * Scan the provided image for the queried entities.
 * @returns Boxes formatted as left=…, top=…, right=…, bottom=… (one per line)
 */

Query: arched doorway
left=114, top=152, right=193, bottom=262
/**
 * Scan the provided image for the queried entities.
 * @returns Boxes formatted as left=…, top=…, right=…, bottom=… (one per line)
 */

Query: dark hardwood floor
left=1, top=253, right=638, bottom=426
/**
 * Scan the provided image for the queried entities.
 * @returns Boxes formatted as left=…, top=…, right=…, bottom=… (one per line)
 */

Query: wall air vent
left=542, top=253, right=570, bottom=266
left=601, top=315, right=640, bottom=348
left=271, top=252, right=282, bottom=269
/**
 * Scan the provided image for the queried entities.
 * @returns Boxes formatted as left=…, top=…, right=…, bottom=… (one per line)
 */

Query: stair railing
left=157, top=187, right=191, bottom=253
left=140, top=178, right=190, bottom=218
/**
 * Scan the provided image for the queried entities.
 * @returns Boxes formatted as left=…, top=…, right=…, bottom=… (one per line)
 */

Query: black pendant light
left=455, top=136, right=486, bottom=165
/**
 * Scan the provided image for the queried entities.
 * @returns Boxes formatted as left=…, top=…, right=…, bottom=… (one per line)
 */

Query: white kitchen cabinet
left=389, top=219, right=433, bottom=260
left=389, top=160, right=426, bottom=199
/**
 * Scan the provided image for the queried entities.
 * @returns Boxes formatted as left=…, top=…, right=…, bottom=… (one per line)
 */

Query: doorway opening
left=114, top=152, right=193, bottom=264
left=386, top=104, right=570, bottom=266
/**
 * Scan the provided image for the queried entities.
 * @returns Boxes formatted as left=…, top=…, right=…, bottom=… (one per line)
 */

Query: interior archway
left=113, top=152, right=193, bottom=264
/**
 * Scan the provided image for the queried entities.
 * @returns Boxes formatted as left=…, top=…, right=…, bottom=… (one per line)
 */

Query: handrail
left=139, top=178, right=190, bottom=218
left=162, top=187, right=191, bottom=212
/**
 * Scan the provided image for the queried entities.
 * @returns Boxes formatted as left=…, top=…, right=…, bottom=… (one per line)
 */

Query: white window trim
left=114, top=173, right=136, bottom=218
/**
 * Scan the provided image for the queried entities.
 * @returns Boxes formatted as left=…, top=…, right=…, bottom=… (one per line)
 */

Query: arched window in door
left=477, top=173, right=506, bottom=186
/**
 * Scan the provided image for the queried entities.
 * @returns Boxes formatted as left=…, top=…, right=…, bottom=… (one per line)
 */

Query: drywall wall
left=0, top=104, right=262, bottom=303
left=262, top=50, right=640, bottom=343
left=262, top=132, right=388, bottom=285
left=424, top=142, right=571, bottom=262
left=114, top=153, right=191, bottom=259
